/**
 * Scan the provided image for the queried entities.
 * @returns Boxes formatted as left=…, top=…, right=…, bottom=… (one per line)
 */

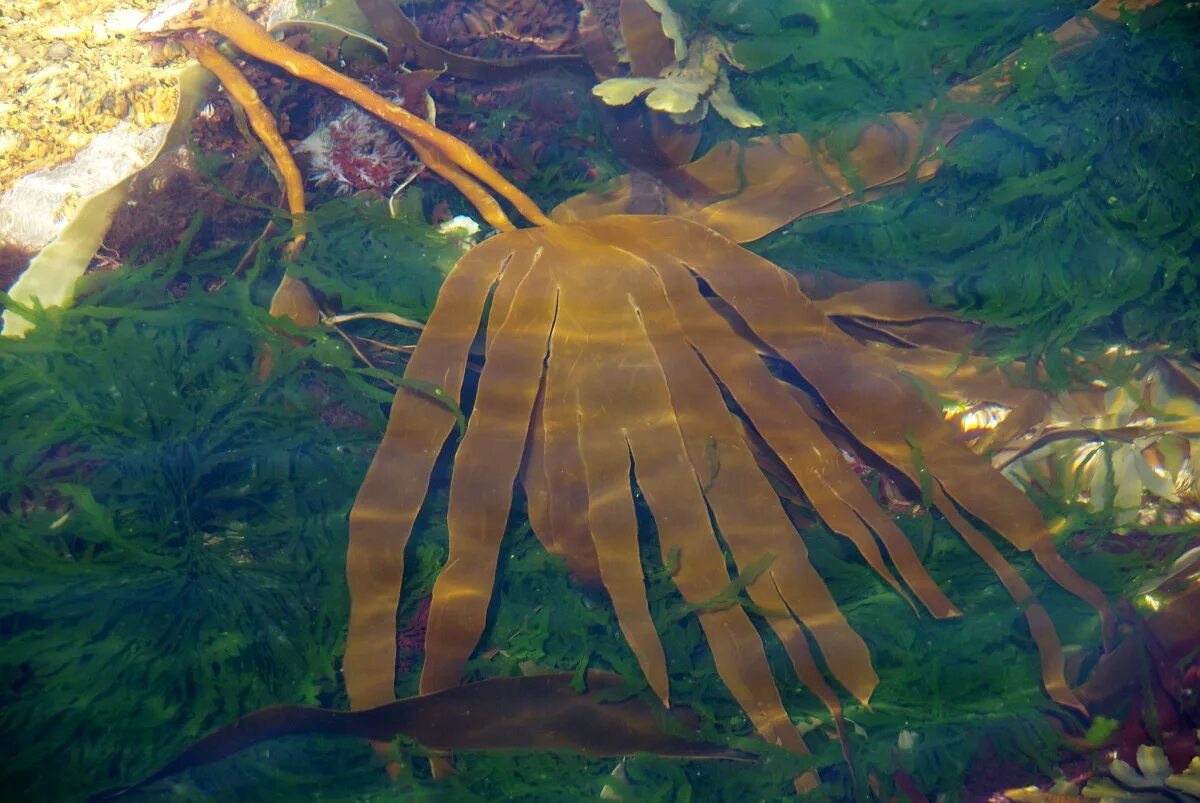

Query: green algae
left=735, top=2, right=1200, bottom=361
left=0, top=201, right=1174, bottom=800
left=2, top=3, right=1198, bottom=800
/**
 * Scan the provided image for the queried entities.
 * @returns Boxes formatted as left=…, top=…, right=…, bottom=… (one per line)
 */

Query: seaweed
left=285, top=192, right=457, bottom=318
left=674, top=0, right=1084, bottom=133
left=0, top=196, right=448, bottom=801
left=745, top=2, right=1200, bottom=360
left=5, top=2, right=1197, bottom=801
left=0, top=214, right=1170, bottom=799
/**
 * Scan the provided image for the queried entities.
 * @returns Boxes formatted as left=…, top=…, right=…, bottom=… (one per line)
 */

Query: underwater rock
left=0, top=0, right=322, bottom=336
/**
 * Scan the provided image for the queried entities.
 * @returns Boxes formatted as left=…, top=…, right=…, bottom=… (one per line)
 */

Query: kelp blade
left=395, top=215, right=1102, bottom=778
left=344, top=238, right=508, bottom=713
left=421, top=247, right=559, bottom=698
left=629, top=256, right=877, bottom=708
left=552, top=114, right=955, bottom=244
left=621, top=215, right=1109, bottom=700
left=592, top=216, right=959, bottom=621
left=552, top=0, right=1159, bottom=244
left=92, top=672, right=748, bottom=800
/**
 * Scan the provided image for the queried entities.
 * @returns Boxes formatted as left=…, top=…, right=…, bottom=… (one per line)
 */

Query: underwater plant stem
left=326, top=316, right=385, bottom=374
left=183, top=34, right=320, bottom=329
left=183, top=35, right=306, bottom=252
left=192, top=1, right=551, bottom=229
left=408, top=140, right=516, bottom=232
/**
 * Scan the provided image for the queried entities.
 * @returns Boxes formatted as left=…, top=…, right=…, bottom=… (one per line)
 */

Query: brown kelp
left=90, top=671, right=749, bottom=800
left=133, top=0, right=1156, bottom=790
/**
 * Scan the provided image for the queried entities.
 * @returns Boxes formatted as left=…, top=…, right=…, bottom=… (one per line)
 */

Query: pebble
left=0, top=0, right=184, bottom=189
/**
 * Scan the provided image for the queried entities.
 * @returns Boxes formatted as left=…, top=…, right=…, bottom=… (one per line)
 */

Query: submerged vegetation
left=2, top=1, right=1199, bottom=801
left=2, top=218, right=1147, bottom=800
left=656, top=0, right=1200, bottom=361
left=0, top=203, right=398, bottom=798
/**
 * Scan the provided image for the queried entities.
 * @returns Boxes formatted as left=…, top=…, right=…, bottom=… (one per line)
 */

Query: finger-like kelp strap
left=594, top=219, right=957, bottom=620
left=344, top=239, right=513, bottom=712
left=874, top=343, right=1047, bottom=410
left=809, top=281, right=980, bottom=353
left=630, top=263, right=869, bottom=746
left=931, top=486, right=1086, bottom=714
left=671, top=286, right=918, bottom=609
left=663, top=220, right=1081, bottom=555
left=627, top=244, right=879, bottom=708
left=613, top=264, right=820, bottom=792
left=558, top=252, right=672, bottom=705
left=625, top=420, right=822, bottom=792
left=520, top=388, right=604, bottom=589
left=485, top=240, right=544, bottom=348
left=674, top=219, right=1110, bottom=629
left=420, top=251, right=558, bottom=698
left=1032, top=540, right=1115, bottom=650
left=577, top=415, right=671, bottom=706
left=808, top=280, right=959, bottom=324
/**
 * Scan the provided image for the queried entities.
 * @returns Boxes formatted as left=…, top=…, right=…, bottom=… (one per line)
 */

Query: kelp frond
left=347, top=211, right=1110, bottom=764
left=143, top=0, right=1128, bottom=786
left=94, top=672, right=748, bottom=799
